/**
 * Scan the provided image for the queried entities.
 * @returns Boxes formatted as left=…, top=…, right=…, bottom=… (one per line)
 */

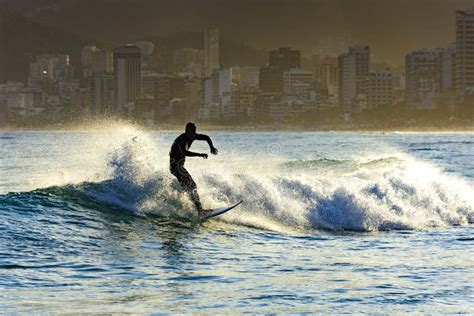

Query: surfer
left=169, top=122, right=218, bottom=214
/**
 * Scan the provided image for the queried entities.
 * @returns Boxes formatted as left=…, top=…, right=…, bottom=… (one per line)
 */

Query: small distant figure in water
left=169, top=122, right=218, bottom=214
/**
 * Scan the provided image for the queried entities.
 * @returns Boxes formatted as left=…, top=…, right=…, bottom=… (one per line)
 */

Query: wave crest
left=7, top=131, right=473, bottom=233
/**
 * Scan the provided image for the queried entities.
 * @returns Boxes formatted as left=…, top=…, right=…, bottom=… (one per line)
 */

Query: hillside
left=0, top=8, right=87, bottom=82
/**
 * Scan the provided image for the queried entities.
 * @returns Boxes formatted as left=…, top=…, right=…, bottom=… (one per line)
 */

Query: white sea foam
left=81, top=129, right=474, bottom=232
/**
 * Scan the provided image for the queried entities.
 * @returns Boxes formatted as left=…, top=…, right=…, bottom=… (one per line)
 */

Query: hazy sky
left=3, top=0, right=474, bottom=66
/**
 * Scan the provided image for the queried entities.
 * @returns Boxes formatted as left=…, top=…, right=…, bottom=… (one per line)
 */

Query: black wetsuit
left=169, top=133, right=212, bottom=210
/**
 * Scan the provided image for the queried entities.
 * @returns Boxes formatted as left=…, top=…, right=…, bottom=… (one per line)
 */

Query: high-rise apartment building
left=239, top=67, right=260, bottom=87
left=455, top=8, right=474, bottom=94
left=204, top=27, right=219, bottom=77
left=318, top=56, right=338, bottom=95
left=184, top=77, right=202, bottom=120
left=113, top=45, right=141, bottom=115
left=283, top=69, right=314, bottom=97
left=89, top=74, right=113, bottom=114
left=338, top=52, right=356, bottom=112
left=364, top=69, right=394, bottom=109
left=233, top=86, right=259, bottom=118
left=213, top=68, right=232, bottom=118
left=259, top=66, right=284, bottom=93
left=405, top=48, right=454, bottom=109
left=441, top=44, right=456, bottom=93
left=338, top=45, right=370, bottom=112
left=259, top=47, right=301, bottom=94
left=201, top=68, right=232, bottom=119
left=350, top=45, right=371, bottom=95
left=81, top=46, right=113, bottom=79
left=229, top=66, right=260, bottom=87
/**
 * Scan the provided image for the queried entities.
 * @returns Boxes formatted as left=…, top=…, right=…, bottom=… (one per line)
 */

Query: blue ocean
left=1, top=127, right=473, bottom=313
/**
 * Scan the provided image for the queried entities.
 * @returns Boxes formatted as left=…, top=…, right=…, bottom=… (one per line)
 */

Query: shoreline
left=1, top=121, right=474, bottom=133
left=1, top=127, right=474, bottom=133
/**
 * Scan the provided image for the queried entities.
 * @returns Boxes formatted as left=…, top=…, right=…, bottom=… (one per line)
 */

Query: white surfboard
left=200, top=201, right=242, bottom=220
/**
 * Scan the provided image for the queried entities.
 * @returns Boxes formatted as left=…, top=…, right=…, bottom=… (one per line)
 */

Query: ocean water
left=1, top=126, right=473, bottom=313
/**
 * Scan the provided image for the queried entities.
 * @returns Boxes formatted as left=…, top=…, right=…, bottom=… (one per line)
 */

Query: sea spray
left=3, top=127, right=472, bottom=232
left=83, top=127, right=194, bottom=216
left=78, top=131, right=474, bottom=232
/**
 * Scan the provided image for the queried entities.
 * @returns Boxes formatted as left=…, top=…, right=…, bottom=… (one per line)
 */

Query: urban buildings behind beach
left=1, top=9, right=474, bottom=127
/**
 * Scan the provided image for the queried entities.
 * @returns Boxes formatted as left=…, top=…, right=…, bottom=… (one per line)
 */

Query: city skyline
left=1, top=2, right=473, bottom=128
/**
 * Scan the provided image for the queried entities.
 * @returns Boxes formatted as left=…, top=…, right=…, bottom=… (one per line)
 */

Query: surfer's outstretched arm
left=195, top=134, right=218, bottom=155
left=175, top=138, right=207, bottom=158
left=182, top=145, right=207, bottom=158
left=184, top=150, right=205, bottom=157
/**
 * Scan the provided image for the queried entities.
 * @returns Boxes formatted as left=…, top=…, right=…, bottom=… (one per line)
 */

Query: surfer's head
left=185, top=122, right=197, bottom=139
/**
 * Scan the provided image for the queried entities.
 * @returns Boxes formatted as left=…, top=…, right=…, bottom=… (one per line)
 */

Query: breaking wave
left=3, top=128, right=474, bottom=233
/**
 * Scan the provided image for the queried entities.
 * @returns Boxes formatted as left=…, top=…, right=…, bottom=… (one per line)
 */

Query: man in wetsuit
left=169, top=122, right=218, bottom=214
